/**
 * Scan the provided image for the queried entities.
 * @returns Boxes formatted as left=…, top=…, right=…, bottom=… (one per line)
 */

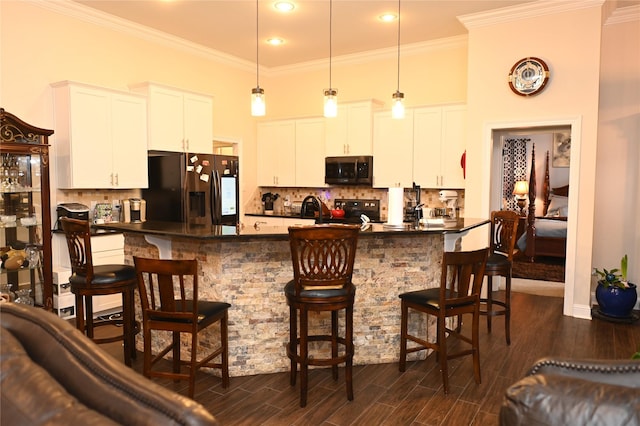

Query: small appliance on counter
left=300, top=196, right=331, bottom=222
left=56, top=203, right=90, bottom=227
left=330, top=199, right=380, bottom=224
left=121, top=198, right=146, bottom=223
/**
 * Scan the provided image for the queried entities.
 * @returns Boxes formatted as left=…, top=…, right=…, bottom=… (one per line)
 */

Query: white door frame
left=483, top=116, right=585, bottom=318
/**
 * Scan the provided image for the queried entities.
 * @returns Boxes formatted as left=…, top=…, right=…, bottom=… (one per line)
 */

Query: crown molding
left=458, top=0, right=605, bottom=29
left=606, top=4, right=640, bottom=25
left=30, top=0, right=257, bottom=73
left=269, top=36, right=468, bottom=77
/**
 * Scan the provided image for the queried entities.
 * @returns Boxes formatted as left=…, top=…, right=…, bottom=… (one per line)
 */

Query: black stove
left=328, top=199, right=380, bottom=224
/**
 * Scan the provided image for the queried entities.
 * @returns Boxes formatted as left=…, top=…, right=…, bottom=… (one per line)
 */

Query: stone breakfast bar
left=94, top=219, right=489, bottom=377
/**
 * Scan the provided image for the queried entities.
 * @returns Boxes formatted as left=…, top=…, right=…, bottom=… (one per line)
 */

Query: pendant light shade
left=251, top=87, right=265, bottom=116
left=324, top=89, right=338, bottom=118
left=324, top=0, right=337, bottom=118
left=392, top=91, right=405, bottom=119
left=392, top=0, right=405, bottom=119
left=251, top=0, right=265, bottom=116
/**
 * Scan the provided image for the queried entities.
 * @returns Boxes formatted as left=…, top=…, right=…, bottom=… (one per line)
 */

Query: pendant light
left=251, top=0, right=265, bottom=116
left=392, top=0, right=405, bottom=119
left=324, top=0, right=337, bottom=118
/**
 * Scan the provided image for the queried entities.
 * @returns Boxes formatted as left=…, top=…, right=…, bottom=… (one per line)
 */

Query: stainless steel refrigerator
left=143, top=151, right=239, bottom=225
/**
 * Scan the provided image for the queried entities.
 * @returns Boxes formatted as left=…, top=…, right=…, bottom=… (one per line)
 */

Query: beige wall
left=595, top=15, right=640, bottom=287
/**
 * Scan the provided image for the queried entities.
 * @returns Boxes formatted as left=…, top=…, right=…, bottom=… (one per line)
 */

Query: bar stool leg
left=346, top=303, right=354, bottom=401
left=331, top=310, right=338, bottom=380
left=289, top=305, right=297, bottom=386
left=505, top=273, right=512, bottom=345
left=486, top=276, right=493, bottom=333
left=399, top=301, right=408, bottom=372
left=299, top=307, right=308, bottom=408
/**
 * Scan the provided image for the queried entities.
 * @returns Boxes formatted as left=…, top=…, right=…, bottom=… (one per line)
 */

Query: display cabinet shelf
left=0, top=108, right=54, bottom=310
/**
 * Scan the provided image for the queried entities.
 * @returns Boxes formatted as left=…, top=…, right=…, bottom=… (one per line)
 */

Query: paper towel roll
left=387, top=187, right=404, bottom=225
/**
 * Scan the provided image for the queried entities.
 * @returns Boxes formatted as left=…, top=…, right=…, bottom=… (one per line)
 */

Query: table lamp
left=513, top=180, right=529, bottom=215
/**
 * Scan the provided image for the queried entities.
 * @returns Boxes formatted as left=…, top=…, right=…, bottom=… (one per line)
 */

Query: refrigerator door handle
left=212, top=169, right=221, bottom=224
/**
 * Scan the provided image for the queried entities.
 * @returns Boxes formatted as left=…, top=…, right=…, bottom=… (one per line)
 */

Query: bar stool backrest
left=60, top=217, right=95, bottom=283
left=288, top=224, right=360, bottom=295
left=490, top=210, right=520, bottom=260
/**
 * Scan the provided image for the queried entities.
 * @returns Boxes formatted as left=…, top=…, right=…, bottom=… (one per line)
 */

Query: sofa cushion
left=1, top=327, right=118, bottom=425
left=500, top=374, right=640, bottom=426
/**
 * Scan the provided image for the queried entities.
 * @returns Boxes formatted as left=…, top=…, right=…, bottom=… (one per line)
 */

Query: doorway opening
left=484, top=117, right=582, bottom=317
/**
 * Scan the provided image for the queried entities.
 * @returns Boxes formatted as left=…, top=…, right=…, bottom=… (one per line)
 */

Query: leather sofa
left=500, top=356, right=640, bottom=426
left=1, top=302, right=218, bottom=425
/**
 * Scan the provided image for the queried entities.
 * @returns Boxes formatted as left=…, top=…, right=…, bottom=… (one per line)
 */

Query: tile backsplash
left=249, top=186, right=465, bottom=220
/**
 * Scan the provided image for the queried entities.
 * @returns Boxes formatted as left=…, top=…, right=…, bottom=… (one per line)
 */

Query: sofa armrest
left=527, top=356, right=640, bottom=388
left=0, top=303, right=217, bottom=426
left=500, top=374, right=640, bottom=426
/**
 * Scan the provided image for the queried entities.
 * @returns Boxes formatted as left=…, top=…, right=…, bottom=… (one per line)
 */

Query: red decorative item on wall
left=460, top=150, right=466, bottom=179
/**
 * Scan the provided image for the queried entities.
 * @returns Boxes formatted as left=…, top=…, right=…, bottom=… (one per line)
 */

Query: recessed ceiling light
left=267, top=38, right=284, bottom=46
left=274, top=2, right=295, bottom=13
left=379, top=13, right=397, bottom=22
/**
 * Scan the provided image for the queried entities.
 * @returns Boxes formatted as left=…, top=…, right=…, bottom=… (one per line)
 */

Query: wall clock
left=508, top=57, right=550, bottom=96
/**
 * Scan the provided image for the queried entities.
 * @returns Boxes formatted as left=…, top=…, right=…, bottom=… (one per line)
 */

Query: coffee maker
left=121, top=198, right=146, bottom=223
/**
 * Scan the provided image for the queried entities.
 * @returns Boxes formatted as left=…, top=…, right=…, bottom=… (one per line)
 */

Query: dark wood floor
left=100, top=292, right=640, bottom=425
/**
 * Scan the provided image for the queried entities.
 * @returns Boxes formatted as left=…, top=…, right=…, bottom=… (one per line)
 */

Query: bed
left=517, top=148, right=569, bottom=260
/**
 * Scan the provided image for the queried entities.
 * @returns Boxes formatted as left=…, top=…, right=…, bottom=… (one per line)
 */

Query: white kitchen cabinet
left=295, top=118, right=325, bottom=187
left=52, top=81, right=148, bottom=189
left=372, top=110, right=415, bottom=188
left=325, top=100, right=382, bottom=156
left=131, top=82, right=213, bottom=154
left=257, top=120, right=296, bottom=186
left=413, top=104, right=466, bottom=189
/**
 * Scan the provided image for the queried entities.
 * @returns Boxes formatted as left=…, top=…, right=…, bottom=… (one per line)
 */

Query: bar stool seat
left=60, top=217, right=138, bottom=366
left=285, top=224, right=360, bottom=408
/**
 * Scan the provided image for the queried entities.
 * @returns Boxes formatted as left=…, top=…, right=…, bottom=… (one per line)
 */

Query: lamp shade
left=513, top=180, right=529, bottom=196
left=251, top=87, right=265, bottom=116
left=324, top=89, right=337, bottom=118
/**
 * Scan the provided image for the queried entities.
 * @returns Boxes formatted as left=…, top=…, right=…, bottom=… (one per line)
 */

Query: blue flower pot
left=595, top=281, right=637, bottom=318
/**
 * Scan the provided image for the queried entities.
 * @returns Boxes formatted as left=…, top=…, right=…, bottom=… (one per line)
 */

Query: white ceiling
left=72, top=0, right=637, bottom=68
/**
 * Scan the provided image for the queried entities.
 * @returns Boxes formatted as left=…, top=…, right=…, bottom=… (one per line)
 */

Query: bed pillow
left=546, top=195, right=569, bottom=217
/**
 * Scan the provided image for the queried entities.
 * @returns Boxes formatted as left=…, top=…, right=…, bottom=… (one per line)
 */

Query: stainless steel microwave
left=325, top=156, right=373, bottom=185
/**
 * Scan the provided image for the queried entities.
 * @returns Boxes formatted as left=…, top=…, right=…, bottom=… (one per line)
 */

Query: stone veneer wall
left=248, top=186, right=465, bottom=220
left=124, top=232, right=444, bottom=377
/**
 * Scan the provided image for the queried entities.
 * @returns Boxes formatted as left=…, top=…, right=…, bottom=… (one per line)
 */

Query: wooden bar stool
left=59, top=217, right=138, bottom=366
left=482, top=210, right=520, bottom=345
left=285, top=224, right=360, bottom=407
left=399, top=248, right=488, bottom=394
left=134, top=257, right=230, bottom=398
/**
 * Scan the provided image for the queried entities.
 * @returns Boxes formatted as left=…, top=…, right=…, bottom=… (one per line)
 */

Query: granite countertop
left=92, top=218, right=489, bottom=241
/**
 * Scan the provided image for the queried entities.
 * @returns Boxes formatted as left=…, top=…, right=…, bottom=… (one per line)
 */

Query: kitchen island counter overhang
left=94, top=219, right=489, bottom=376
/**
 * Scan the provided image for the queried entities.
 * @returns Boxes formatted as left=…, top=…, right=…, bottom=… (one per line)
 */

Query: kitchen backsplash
left=56, top=189, right=141, bottom=220
left=249, top=187, right=465, bottom=220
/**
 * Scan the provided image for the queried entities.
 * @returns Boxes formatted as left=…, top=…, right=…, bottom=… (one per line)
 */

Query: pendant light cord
left=396, top=0, right=401, bottom=91
left=329, top=0, right=333, bottom=89
left=256, top=0, right=260, bottom=88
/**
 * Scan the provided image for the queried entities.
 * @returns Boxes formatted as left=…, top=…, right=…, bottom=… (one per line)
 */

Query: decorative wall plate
left=508, top=57, right=550, bottom=96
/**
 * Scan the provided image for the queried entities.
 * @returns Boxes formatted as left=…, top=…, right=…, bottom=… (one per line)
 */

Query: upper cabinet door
left=257, top=120, right=296, bottom=187
left=372, top=110, right=414, bottom=188
left=131, top=83, right=213, bottom=154
left=144, top=86, right=184, bottom=152
left=412, top=106, right=443, bottom=188
left=183, top=92, right=214, bottom=154
left=440, top=105, right=466, bottom=189
left=325, top=100, right=382, bottom=156
left=111, top=93, right=149, bottom=188
left=413, top=104, right=466, bottom=189
left=295, top=118, right=325, bottom=187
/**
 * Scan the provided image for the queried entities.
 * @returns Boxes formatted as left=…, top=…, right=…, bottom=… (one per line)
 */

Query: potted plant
left=595, top=254, right=637, bottom=318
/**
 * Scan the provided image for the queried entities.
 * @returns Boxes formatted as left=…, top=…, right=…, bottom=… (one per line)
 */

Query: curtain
left=502, top=137, right=529, bottom=211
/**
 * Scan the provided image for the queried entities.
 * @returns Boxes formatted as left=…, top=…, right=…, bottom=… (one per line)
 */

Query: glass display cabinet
left=0, top=108, right=54, bottom=309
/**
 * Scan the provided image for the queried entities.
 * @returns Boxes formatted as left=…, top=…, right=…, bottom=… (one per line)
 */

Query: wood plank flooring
left=100, top=292, right=640, bottom=425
